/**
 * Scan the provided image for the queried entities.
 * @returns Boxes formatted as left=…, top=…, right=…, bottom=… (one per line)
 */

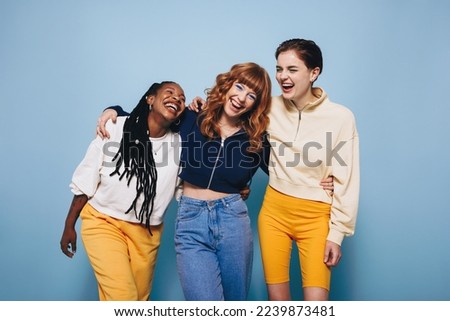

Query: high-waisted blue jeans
left=175, top=194, right=253, bottom=301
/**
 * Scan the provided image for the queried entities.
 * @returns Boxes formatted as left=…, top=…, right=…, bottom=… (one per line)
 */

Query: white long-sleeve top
left=70, top=117, right=181, bottom=226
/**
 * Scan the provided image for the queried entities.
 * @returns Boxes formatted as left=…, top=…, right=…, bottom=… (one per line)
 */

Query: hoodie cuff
left=327, top=228, right=345, bottom=246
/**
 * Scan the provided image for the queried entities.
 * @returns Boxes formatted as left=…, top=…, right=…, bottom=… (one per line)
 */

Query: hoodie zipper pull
left=206, top=138, right=224, bottom=190
left=294, top=111, right=302, bottom=141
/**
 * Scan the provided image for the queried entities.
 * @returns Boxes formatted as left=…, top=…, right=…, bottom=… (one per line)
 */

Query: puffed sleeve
left=69, top=136, right=105, bottom=198
left=69, top=119, right=119, bottom=197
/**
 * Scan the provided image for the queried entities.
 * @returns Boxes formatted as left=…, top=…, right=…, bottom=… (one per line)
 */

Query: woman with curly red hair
left=174, top=62, right=271, bottom=300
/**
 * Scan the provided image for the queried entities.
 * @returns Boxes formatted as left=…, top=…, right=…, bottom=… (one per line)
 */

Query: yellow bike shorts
left=258, top=186, right=331, bottom=290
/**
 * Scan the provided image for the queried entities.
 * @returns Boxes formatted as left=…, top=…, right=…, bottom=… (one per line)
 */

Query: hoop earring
left=174, top=118, right=181, bottom=126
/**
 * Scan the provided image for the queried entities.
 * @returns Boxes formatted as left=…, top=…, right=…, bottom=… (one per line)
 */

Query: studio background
left=1, top=0, right=449, bottom=300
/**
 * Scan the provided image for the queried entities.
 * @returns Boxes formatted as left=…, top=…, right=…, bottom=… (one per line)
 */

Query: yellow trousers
left=258, top=186, right=331, bottom=290
left=80, top=203, right=163, bottom=300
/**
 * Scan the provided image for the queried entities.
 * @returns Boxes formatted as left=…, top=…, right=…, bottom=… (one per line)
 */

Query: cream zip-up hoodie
left=267, top=88, right=360, bottom=245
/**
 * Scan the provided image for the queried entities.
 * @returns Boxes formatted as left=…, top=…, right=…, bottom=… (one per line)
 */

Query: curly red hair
left=198, top=62, right=271, bottom=153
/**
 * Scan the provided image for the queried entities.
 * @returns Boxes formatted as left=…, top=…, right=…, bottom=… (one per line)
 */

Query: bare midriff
left=182, top=181, right=231, bottom=201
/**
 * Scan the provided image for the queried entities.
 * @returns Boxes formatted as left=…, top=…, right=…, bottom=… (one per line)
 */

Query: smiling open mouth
left=165, top=103, right=179, bottom=112
left=230, top=99, right=244, bottom=110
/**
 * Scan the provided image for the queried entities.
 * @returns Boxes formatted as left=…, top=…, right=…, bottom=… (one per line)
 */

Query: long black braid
left=110, top=81, right=177, bottom=232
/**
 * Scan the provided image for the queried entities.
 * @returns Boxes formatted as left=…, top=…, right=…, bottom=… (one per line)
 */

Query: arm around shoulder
left=97, top=105, right=129, bottom=139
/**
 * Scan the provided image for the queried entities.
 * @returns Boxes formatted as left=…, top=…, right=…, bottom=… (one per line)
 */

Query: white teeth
left=231, top=100, right=242, bottom=109
left=166, top=103, right=178, bottom=111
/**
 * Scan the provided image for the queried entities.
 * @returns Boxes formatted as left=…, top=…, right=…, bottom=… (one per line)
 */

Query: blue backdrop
left=1, top=0, right=449, bottom=301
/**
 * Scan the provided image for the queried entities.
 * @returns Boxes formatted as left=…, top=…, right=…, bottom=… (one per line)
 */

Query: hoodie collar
left=283, top=87, right=327, bottom=112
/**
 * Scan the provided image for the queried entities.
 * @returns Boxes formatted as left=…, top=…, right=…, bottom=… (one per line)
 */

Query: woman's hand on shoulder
left=188, top=96, right=206, bottom=113
left=96, top=109, right=118, bottom=139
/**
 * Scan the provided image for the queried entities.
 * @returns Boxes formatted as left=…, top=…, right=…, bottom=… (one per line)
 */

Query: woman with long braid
left=60, top=81, right=186, bottom=300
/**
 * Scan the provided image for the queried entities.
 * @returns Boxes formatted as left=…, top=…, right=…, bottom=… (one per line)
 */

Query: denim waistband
left=179, top=193, right=241, bottom=208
